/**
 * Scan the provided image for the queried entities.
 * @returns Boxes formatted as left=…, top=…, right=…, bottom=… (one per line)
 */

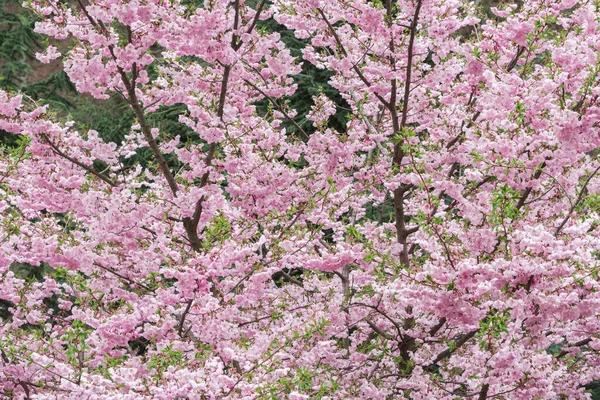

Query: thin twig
left=555, top=164, right=600, bottom=236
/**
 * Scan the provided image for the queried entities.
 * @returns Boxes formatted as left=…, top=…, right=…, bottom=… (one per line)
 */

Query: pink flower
left=36, top=46, right=61, bottom=64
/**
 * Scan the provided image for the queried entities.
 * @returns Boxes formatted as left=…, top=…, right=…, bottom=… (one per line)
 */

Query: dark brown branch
left=243, top=78, right=310, bottom=139
left=478, top=383, right=490, bottom=400
left=367, top=319, right=394, bottom=340
left=231, top=0, right=240, bottom=46
left=555, top=164, right=600, bottom=236
left=230, top=0, right=267, bottom=51
left=350, top=302, right=404, bottom=340
left=399, top=0, right=422, bottom=130
left=76, top=0, right=180, bottom=197
left=217, top=66, right=232, bottom=121
left=430, top=222, right=456, bottom=270
left=432, top=328, right=479, bottom=364
left=93, top=262, right=155, bottom=292
left=282, top=270, right=304, bottom=287
left=42, top=135, right=116, bottom=187
left=443, top=175, right=494, bottom=213
left=446, top=45, right=524, bottom=150
left=317, top=8, right=391, bottom=109
left=386, top=0, right=400, bottom=139
left=177, top=299, right=194, bottom=337
left=18, top=381, right=31, bottom=399
left=126, top=80, right=180, bottom=196
left=429, top=317, right=447, bottom=336
left=556, top=338, right=592, bottom=359
left=244, top=0, right=267, bottom=37
left=515, top=162, right=546, bottom=210
left=391, top=0, right=422, bottom=268
left=75, top=0, right=99, bottom=28
left=506, top=46, right=526, bottom=73
left=183, top=65, right=232, bottom=250
left=446, top=111, right=480, bottom=150
left=76, top=350, right=84, bottom=385
left=485, top=162, right=547, bottom=256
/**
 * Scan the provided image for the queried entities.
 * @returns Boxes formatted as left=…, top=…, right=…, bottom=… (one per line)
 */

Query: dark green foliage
left=547, top=342, right=600, bottom=399
left=1, top=0, right=74, bottom=108
left=0, top=262, right=55, bottom=321
left=147, top=104, right=197, bottom=143
left=0, top=0, right=40, bottom=90
left=0, top=298, right=14, bottom=320
left=128, top=336, right=151, bottom=356
left=10, top=262, right=54, bottom=282
left=365, top=198, right=395, bottom=223
left=255, top=17, right=350, bottom=137
left=271, top=268, right=304, bottom=287
left=23, top=71, right=76, bottom=112
left=586, top=381, right=600, bottom=400
left=0, top=0, right=74, bottom=150
left=68, top=94, right=135, bottom=144
left=0, top=0, right=40, bottom=147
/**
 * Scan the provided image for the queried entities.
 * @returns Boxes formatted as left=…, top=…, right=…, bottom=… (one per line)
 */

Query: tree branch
left=555, top=164, right=600, bottom=236
left=41, top=135, right=116, bottom=187
left=317, top=8, right=391, bottom=109
left=432, top=328, right=479, bottom=364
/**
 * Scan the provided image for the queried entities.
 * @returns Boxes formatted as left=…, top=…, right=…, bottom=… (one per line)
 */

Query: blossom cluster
left=1, top=0, right=600, bottom=398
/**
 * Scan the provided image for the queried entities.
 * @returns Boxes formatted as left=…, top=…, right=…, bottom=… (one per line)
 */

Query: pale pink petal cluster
left=2, top=0, right=600, bottom=398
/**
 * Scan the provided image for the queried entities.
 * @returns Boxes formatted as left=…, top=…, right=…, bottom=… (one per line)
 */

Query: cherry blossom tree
left=2, top=0, right=600, bottom=398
